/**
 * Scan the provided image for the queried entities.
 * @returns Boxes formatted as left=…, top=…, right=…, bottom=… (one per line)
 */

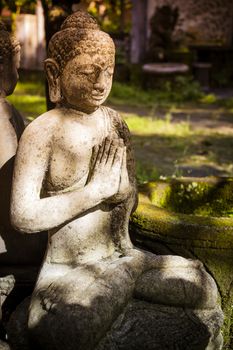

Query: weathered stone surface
left=7, top=297, right=30, bottom=350
left=0, top=23, right=24, bottom=336
left=97, top=301, right=223, bottom=350
left=9, top=11, right=223, bottom=350
left=0, top=21, right=23, bottom=168
left=0, top=23, right=47, bottom=344
left=0, top=339, right=10, bottom=350
left=0, top=274, right=15, bottom=342
left=0, top=22, right=47, bottom=267
left=0, top=275, right=15, bottom=308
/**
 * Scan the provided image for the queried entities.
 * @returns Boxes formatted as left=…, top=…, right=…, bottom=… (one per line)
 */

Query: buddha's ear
left=44, top=58, right=62, bottom=103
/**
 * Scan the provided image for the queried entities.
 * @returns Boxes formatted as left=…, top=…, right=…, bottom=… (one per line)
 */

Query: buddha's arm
left=106, top=116, right=138, bottom=210
left=120, top=117, right=138, bottom=211
left=11, top=123, right=123, bottom=234
left=0, top=101, right=17, bottom=167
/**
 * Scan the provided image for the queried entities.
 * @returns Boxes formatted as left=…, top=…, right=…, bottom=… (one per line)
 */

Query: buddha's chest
left=45, top=113, right=118, bottom=191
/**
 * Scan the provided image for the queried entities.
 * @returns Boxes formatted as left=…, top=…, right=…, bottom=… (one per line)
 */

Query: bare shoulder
left=103, top=106, right=130, bottom=136
left=103, top=105, right=121, bottom=121
left=20, top=109, right=59, bottom=145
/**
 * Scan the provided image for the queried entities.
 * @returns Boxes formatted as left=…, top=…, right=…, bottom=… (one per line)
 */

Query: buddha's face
left=60, top=51, right=114, bottom=113
left=0, top=50, right=20, bottom=96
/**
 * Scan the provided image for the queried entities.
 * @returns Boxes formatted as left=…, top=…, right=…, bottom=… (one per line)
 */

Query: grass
left=7, top=70, right=233, bottom=183
left=124, top=113, right=191, bottom=137
left=109, top=82, right=156, bottom=108
left=108, top=76, right=204, bottom=108
left=8, top=95, right=46, bottom=121
left=7, top=70, right=46, bottom=120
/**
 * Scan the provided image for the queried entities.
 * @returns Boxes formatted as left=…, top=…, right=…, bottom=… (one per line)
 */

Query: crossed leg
left=28, top=250, right=220, bottom=350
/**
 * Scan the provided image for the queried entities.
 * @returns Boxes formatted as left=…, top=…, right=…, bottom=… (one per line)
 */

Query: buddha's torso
left=45, top=107, right=111, bottom=193
left=40, top=106, right=132, bottom=268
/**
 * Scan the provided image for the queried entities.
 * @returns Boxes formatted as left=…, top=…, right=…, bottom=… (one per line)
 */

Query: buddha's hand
left=108, top=144, right=131, bottom=203
left=87, top=137, right=124, bottom=202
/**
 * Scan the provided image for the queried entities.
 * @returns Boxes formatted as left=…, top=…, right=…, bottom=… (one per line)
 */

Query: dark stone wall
left=147, top=0, right=233, bottom=46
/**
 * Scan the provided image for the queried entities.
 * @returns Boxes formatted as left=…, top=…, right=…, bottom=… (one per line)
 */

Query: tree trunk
left=131, top=0, right=148, bottom=63
left=120, top=0, right=125, bottom=33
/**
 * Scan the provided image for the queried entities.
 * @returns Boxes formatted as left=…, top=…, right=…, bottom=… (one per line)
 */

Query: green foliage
left=2, top=0, right=36, bottom=14
left=158, top=76, right=204, bottom=103
left=7, top=94, right=46, bottom=119
left=108, top=76, right=203, bottom=108
left=7, top=70, right=46, bottom=120
left=89, top=0, right=132, bottom=33
left=15, top=81, right=45, bottom=96
left=212, top=64, right=233, bottom=88
left=200, top=94, right=218, bottom=104
left=15, top=69, right=46, bottom=96
left=217, top=97, right=233, bottom=109
left=145, top=179, right=233, bottom=218
left=200, top=93, right=233, bottom=110
left=108, top=82, right=155, bottom=107
left=136, top=163, right=159, bottom=184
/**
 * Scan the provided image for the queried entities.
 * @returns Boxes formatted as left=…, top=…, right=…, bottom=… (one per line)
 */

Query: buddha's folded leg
left=28, top=257, right=142, bottom=350
left=134, top=261, right=218, bottom=310
left=94, top=251, right=223, bottom=350
left=122, top=248, right=218, bottom=309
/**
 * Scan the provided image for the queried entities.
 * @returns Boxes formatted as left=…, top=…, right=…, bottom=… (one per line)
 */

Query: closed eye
left=81, top=70, right=95, bottom=75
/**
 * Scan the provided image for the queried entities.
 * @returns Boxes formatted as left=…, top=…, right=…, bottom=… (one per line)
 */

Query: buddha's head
left=0, top=22, right=20, bottom=97
left=45, top=11, right=115, bottom=113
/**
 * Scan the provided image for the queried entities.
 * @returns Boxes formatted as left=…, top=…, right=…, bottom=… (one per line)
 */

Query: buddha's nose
left=94, top=72, right=105, bottom=93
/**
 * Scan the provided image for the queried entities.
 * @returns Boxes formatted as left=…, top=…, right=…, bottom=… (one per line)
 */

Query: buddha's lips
left=92, top=94, right=105, bottom=100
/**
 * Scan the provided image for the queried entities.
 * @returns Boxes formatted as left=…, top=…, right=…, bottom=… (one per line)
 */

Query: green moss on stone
left=131, top=178, right=233, bottom=347
left=139, top=177, right=233, bottom=218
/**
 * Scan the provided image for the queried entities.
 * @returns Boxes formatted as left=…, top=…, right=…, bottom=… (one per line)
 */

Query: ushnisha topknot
left=61, top=10, right=100, bottom=31
left=47, top=10, right=115, bottom=72
left=0, top=21, right=20, bottom=60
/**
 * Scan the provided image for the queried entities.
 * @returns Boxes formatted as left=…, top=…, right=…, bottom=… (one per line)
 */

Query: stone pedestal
left=142, top=62, right=189, bottom=89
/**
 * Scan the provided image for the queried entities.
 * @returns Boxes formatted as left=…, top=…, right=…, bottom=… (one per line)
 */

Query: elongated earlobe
left=44, top=58, right=62, bottom=103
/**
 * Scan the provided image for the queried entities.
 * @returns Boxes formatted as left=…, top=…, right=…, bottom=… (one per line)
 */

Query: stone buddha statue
left=0, top=23, right=46, bottom=347
left=0, top=21, right=24, bottom=168
left=10, top=11, right=223, bottom=350
left=0, top=20, right=24, bottom=348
